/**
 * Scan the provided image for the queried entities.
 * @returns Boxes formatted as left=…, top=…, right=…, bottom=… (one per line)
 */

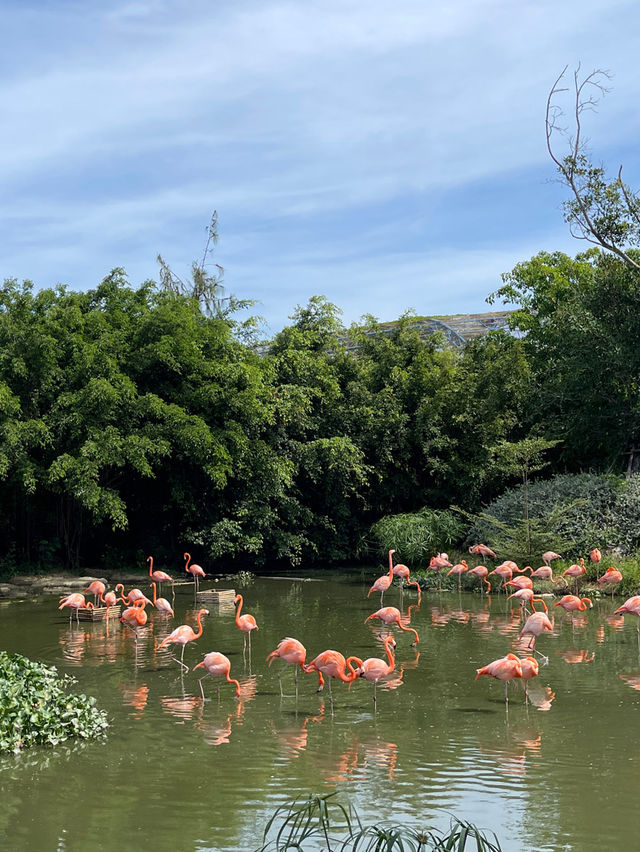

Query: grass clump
left=256, top=793, right=502, bottom=851
left=0, top=651, right=109, bottom=754
left=369, top=509, right=464, bottom=570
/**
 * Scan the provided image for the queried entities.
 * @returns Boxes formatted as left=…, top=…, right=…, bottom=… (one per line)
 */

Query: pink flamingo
left=520, top=656, right=539, bottom=701
left=555, top=595, right=593, bottom=614
left=193, top=652, right=240, bottom=699
left=151, top=581, right=174, bottom=617
left=469, top=543, right=497, bottom=559
left=355, top=636, right=396, bottom=705
left=117, top=584, right=152, bottom=606
left=157, top=608, right=209, bottom=672
left=542, top=551, right=562, bottom=566
left=447, top=560, right=468, bottom=591
left=365, top=606, right=419, bottom=645
left=475, top=652, right=522, bottom=704
left=467, top=565, right=491, bottom=594
left=507, top=587, right=548, bottom=613
left=390, top=554, right=422, bottom=602
left=489, top=563, right=513, bottom=591
left=303, top=650, right=360, bottom=707
left=368, top=551, right=395, bottom=605
left=184, top=552, right=206, bottom=594
left=83, top=581, right=106, bottom=606
left=428, top=553, right=452, bottom=591
left=234, top=594, right=259, bottom=654
left=103, top=589, right=118, bottom=608
left=590, top=548, right=602, bottom=563
left=522, top=565, right=568, bottom=585
left=120, top=599, right=148, bottom=643
left=148, top=556, right=175, bottom=601
left=267, top=637, right=321, bottom=695
left=519, top=611, right=553, bottom=654
left=597, top=566, right=623, bottom=597
left=504, top=575, right=533, bottom=592
left=58, top=593, right=93, bottom=624
left=562, top=559, right=586, bottom=590
left=615, top=596, right=640, bottom=633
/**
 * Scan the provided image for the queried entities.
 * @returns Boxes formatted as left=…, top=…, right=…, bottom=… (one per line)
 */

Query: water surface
left=1, top=575, right=638, bottom=851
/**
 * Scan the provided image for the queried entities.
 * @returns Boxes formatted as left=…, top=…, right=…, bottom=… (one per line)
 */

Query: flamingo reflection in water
left=556, top=647, right=595, bottom=664
left=120, top=682, right=149, bottom=720
left=270, top=705, right=325, bottom=760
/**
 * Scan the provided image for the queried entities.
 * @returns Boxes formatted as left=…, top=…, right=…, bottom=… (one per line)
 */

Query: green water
left=1, top=575, right=639, bottom=851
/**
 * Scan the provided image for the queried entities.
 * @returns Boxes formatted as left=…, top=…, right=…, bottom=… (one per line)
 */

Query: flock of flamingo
left=55, top=545, right=640, bottom=710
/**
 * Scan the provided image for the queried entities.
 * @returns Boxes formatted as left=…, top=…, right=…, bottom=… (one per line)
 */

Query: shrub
left=369, top=509, right=465, bottom=570
left=0, top=652, right=109, bottom=754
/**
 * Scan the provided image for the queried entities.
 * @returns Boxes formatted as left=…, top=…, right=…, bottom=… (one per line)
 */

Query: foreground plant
left=256, top=794, right=502, bottom=851
left=0, top=651, right=109, bottom=754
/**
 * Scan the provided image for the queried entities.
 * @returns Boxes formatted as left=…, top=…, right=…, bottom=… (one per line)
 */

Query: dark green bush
left=470, top=473, right=640, bottom=558
left=0, top=651, right=109, bottom=754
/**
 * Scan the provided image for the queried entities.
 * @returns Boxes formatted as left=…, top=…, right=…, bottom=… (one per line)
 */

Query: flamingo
left=562, top=560, right=586, bottom=590
left=391, top=554, right=422, bottom=602
left=365, top=606, right=419, bottom=645
left=103, top=589, right=118, bottom=608
left=58, top=593, right=93, bottom=624
left=542, top=551, right=562, bottom=566
left=234, top=594, right=259, bottom=654
left=184, top=552, right=206, bottom=595
left=83, top=581, right=106, bottom=606
left=354, top=636, right=396, bottom=705
left=489, top=563, right=513, bottom=591
left=267, top=637, right=321, bottom=696
left=447, top=560, right=468, bottom=591
left=504, top=576, right=533, bottom=592
left=193, top=652, right=240, bottom=699
left=467, top=564, right=491, bottom=594
left=151, top=581, right=174, bottom=617
left=507, top=588, right=548, bottom=613
left=117, top=584, right=152, bottom=606
left=519, top=611, right=553, bottom=653
left=428, top=553, right=452, bottom=591
left=475, top=652, right=522, bottom=704
left=590, top=547, right=602, bottom=563
left=368, top=551, right=395, bottom=605
left=303, top=650, right=360, bottom=706
left=520, top=656, right=539, bottom=701
left=148, top=555, right=175, bottom=601
left=120, top=599, right=148, bottom=643
left=469, top=543, right=497, bottom=559
left=597, top=566, right=623, bottom=597
left=615, top=596, right=640, bottom=633
left=555, top=595, right=593, bottom=614
left=523, top=565, right=568, bottom=585
left=157, top=608, right=209, bottom=672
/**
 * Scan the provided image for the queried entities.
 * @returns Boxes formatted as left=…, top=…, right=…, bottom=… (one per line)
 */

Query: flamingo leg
left=198, top=676, right=207, bottom=700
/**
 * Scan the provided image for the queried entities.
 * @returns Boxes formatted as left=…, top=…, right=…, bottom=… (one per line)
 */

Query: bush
left=369, top=509, right=465, bottom=570
left=0, top=652, right=109, bottom=754
left=469, top=473, right=640, bottom=559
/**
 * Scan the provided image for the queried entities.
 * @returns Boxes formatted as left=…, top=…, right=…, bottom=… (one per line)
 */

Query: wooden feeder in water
left=77, top=605, right=122, bottom=622
left=196, top=588, right=236, bottom=612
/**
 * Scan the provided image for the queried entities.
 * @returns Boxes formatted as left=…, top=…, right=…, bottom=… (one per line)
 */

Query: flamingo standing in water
left=368, top=551, right=395, bottom=605
left=520, top=656, right=539, bottom=701
left=355, top=636, right=396, bottom=705
left=489, top=563, right=514, bottom=592
left=428, top=553, right=452, bottom=591
left=157, top=608, right=209, bottom=672
left=151, top=581, right=174, bottom=617
left=504, top=575, right=533, bottom=592
left=475, top=653, right=522, bottom=704
left=447, top=560, right=468, bottom=591
left=267, top=637, right=321, bottom=695
left=365, top=606, right=419, bottom=645
left=234, top=594, right=259, bottom=654
left=507, top=588, right=548, bottom=614
left=615, top=596, right=640, bottom=633
left=83, top=581, right=106, bottom=606
left=467, top=565, right=491, bottom=594
left=194, top=652, right=240, bottom=699
left=303, top=649, right=360, bottom=707
left=554, top=595, right=593, bottom=615
left=597, top=566, right=623, bottom=598
left=117, top=584, right=152, bottom=606
left=184, top=552, right=206, bottom=595
left=148, top=556, right=175, bottom=602
left=59, top=593, right=92, bottom=624
left=120, top=599, right=148, bottom=644
left=390, top=554, right=422, bottom=602
left=519, top=611, right=553, bottom=654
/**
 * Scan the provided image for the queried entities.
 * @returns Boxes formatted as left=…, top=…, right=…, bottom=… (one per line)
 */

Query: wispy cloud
left=2, top=0, right=640, bottom=331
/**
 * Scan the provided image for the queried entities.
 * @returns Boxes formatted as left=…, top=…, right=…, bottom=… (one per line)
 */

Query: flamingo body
left=194, top=652, right=240, bottom=698
left=365, top=606, right=419, bottom=645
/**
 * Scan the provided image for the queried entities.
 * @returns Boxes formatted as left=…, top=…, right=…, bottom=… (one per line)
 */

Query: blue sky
left=3, top=0, right=640, bottom=334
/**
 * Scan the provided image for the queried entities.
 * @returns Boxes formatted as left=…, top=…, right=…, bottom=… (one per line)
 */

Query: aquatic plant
left=0, top=651, right=109, bottom=754
left=256, top=793, right=502, bottom=851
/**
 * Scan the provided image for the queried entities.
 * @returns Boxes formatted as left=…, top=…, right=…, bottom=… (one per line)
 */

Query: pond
left=1, top=572, right=639, bottom=851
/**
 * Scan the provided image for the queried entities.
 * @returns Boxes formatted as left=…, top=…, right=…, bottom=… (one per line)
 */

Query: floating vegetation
left=257, top=793, right=503, bottom=851
left=235, top=570, right=257, bottom=588
left=0, top=651, right=109, bottom=754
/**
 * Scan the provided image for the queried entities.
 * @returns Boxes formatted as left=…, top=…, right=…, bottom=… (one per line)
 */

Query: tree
left=546, top=65, right=640, bottom=268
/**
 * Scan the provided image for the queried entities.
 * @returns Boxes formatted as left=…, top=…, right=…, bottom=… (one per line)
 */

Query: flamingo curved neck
left=147, top=556, right=153, bottom=576
left=184, top=553, right=191, bottom=573
left=235, top=595, right=244, bottom=626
